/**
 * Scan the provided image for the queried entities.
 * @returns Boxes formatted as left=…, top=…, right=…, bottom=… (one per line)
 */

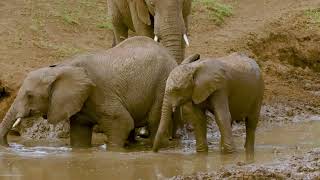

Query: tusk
left=172, top=106, right=176, bottom=113
left=12, top=118, right=22, bottom=128
left=154, top=35, right=159, bottom=42
left=183, top=34, right=190, bottom=47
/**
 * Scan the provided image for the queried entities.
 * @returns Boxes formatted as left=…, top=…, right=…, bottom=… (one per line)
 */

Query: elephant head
left=0, top=66, right=95, bottom=146
left=134, top=0, right=191, bottom=63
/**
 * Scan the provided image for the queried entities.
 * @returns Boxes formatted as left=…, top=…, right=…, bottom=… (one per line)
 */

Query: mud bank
left=172, top=148, right=320, bottom=180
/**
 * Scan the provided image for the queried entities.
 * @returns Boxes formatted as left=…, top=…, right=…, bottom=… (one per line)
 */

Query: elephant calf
left=153, top=53, right=264, bottom=160
left=0, top=36, right=177, bottom=150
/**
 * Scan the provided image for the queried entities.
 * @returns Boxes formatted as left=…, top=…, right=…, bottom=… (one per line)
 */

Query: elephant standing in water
left=108, top=0, right=192, bottom=63
left=0, top=36, right=177, bottom=150
left=153, top=53, right=264, bottom=160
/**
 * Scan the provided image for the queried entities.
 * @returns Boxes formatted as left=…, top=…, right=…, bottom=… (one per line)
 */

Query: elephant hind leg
left=244, top=114, right=258, bottom=162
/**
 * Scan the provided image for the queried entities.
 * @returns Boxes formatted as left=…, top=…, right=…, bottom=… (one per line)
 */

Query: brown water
left=0, top=120, right=319, bottom=180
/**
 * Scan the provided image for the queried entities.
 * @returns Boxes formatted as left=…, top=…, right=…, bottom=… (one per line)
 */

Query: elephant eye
left=26, top=92, right=33, bottom=99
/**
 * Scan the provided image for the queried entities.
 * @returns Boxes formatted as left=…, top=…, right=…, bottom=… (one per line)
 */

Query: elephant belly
left=228, top=93, right=255, bottom=121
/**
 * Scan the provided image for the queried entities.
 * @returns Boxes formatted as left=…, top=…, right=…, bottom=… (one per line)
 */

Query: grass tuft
left=305, top=9, right=320, bottom=24
left=194, top=0, right=233, bottom=25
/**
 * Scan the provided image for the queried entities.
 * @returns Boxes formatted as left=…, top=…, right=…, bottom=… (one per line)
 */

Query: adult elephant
left=0, top=36, right=177, bottom=150
left=108, top=0, right=192, bottom=64
left=153, top=53, right=264, bottom=160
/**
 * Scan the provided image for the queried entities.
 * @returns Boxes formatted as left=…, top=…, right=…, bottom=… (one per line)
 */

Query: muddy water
left=0, top=120, right=319, bottom=180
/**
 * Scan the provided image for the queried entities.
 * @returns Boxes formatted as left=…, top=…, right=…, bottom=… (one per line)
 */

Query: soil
left=172, top=148, right=320, bottom=180
left=0, top=0, right=320, bottom=179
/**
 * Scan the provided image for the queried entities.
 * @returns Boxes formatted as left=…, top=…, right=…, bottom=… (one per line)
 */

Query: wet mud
left=1, top=120, right=319, bottom=180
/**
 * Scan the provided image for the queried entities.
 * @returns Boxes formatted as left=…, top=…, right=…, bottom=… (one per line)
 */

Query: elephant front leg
left=182, top=102, right=208, bottom=152
left=70, top=115, right=93, bottom=148
left=108, top=0, right=129, bottom=45
left=209, top=90, right=236, bottom=154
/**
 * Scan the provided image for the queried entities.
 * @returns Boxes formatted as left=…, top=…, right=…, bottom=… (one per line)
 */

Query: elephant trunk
left=153, top=93, right=172, bottom=152
left=161, top=32, right=185, bottom=64
left=157, top=2, right=185, bottom=64
left=0, top=101, right=18, bottom=146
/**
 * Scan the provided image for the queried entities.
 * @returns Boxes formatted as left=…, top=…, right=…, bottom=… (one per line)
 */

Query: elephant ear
left=47, top=66, right=95, bottom=124
left=135, top=0, right=151, bottom=25
left=192, top=62, right=226, bottom=104
left=181, top=54, right=200, bottom=65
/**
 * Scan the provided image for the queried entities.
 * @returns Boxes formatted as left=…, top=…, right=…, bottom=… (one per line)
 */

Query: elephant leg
left=113, top=22, right=128, bottom=45
left=70, top=115, right=93, bottom=148
left=182, top=102, right=208, bottom=152
left=245, top=114, right=258, bottom=161
left=209, top=90, right=236, bottom=153
left=108, top=0, right=128, bottom=45
left=98, top=107, right=134, bottom=151
left=170, top=107, right=183, bottom=140
left=146, top=99, right=162, bottom=144
left=128, top=1, right=154, bottom=38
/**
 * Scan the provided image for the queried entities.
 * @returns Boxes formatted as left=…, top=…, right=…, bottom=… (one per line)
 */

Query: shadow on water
left=0, top=120, right=319, bottom=180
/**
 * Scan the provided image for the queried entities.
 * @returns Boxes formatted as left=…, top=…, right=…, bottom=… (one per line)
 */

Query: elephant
left=153, top=52, right=264, bottom=160
left=0, top=36, right=178, bottom=150
left=107, top=0, right=192, bottom=64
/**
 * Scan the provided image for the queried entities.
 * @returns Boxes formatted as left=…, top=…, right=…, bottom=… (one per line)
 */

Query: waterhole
left=0, top=120, right=319, bottom=180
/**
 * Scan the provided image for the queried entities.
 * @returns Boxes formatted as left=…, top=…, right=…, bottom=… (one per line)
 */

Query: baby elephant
left=153, top=53, right=264, bottom=160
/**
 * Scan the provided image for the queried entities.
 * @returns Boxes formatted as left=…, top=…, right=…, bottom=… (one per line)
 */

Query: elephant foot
left=221, top=146, right=236, bottom=154
left=196, top=144, right=208, bottom=153
left=245, top=152, right=255, bottom=163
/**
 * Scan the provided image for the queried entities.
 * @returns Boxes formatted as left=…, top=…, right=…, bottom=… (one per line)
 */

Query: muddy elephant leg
left=209, top=90, right=236, bottom=153
left=98, top=107, right=134, bottom=151
left=70, top=115, right=93, bottom=148
left=245, top=114, right=258, bottom=161
left=182, top=102, right=208, bottom=152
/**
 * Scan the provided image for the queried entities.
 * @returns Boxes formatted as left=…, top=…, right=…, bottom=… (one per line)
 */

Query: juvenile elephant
left=0, top=36, right=177, bottom=150
left=108, top=0, right=192, bottom=63
left=153, top=53, right=264, bottom=159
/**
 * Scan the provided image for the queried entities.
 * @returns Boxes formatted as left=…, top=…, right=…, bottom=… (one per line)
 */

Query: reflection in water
left=0, top=121, right=319, bottom=180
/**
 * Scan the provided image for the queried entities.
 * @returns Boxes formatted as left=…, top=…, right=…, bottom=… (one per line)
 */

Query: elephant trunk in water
left=153, top=93, right=172, bottom=152
left=0, top=101, right=18, bottom=146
